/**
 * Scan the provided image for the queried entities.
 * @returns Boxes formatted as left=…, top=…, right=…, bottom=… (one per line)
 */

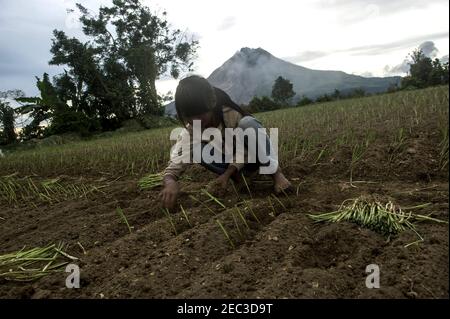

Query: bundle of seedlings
left=138, top=172, right=193, bottom=190
left=138, top=172, right=163, bottom=190
left=308, top=195, right=447, bottom=242
left=0, top=243, right=78, bottom=282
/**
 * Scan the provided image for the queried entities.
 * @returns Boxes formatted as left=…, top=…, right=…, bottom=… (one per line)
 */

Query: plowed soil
left=0, top=115, right=448, bottom=299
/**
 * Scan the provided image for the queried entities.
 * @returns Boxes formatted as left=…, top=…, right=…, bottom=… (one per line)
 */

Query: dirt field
left=0, top=88, right=448, bottom=299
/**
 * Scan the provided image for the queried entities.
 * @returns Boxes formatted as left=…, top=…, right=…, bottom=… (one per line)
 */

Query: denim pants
left=200, top=116, right=276, bottom=175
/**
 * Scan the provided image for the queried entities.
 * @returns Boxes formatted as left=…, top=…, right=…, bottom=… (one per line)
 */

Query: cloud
left=418, top=41, right=439, bottom=58
left=340, top=3, right=381, bottom=25
left=383, top=60, right=410, bottom=76
left=359, top=71, right=374, bottom=77
left=217, top=16, right=237, bottom=31
left=283, top=51, right=328, bottom=64
left=317, top=0, right=446, bottom=25
left=344, top=31, right=448, bottom=56
left=383, top=40, right=446, bottom=76
left=284, top=31, right=449, bottom=66
left=0, top=0, right=107, bottom=95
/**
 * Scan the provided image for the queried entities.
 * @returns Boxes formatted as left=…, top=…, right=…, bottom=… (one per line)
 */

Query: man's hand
left=216, top=173, right=230, bottom=189
left=160, top=176, right=179, bottom=209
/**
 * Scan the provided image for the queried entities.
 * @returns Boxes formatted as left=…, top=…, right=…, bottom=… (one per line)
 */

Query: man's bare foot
left=272, top=169, right=292, bottom=193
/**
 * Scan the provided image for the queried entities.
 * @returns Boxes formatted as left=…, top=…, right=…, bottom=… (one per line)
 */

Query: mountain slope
left=165, top=47, right=401, bottom=116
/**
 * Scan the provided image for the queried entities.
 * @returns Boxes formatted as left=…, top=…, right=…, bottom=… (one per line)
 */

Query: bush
left=247, top=96, right=280, bottom=113
left=296, top=95, right=313, bottom=107
left=47, top=110, right=100, bottom=137
left=139, top=114, right=177, bottom=129
left=315, top=94, right=333, bottom=103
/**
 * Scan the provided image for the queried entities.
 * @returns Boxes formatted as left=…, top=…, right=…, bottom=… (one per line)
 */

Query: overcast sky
left=0, top=0, right=449, bottom=97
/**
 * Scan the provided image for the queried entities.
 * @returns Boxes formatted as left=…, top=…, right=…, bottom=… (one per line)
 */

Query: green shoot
left=189, top=195, right=217, bottom=216
left=235, top=206, right=250, bottom=229
left=116, top=207, right=132, bottom=234
left=243, top=199, right=261, bottom=225
left=271, top=193, right=287, bottom=210
left=180, top=204, right=192, bottom=227
left=202, top=189, right=226, bottom=209
left=241, top=173, right=253, bottom=199
left=230, top=209, right=243, bottom=239
left=216, top=219, right=235, bottom=248
left=162, top=208, right=178, bottom=235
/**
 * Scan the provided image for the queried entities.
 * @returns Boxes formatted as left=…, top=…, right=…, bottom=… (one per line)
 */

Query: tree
left=429, top=58, right=449, bottom=86
left=404, top=49, right=434, bottom=88
left=271, top=76, right=295, bottom=104
left=0, top=101, right=16, bottom=145
left=400, top=48, right=449, bottom=89
left=45, top=0, right=198, bottom=133
left=0, top=90, right=24, bottom=145
left=0, top=90, right=25, bottom=100
left=442, top=61, right=449, bottom=85
left=15, top=73, right=99, bottom=139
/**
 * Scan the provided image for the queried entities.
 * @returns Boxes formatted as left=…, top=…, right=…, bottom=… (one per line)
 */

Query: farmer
left=160, top=75, right=291, bottom=209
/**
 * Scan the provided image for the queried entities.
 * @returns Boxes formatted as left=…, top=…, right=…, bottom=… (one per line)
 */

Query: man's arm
left=163, top=127, right=192, bottom=180
left=161, top=128, right=192, bottom=208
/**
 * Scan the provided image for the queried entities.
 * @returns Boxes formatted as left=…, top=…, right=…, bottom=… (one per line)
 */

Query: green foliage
left=247, top=96, right=280, bottom=113
left=348, top=88, right=367, bottom=98
left=332, top=89, right=342, bottom=100
left=315, top=88, right=366, bottom=103
left=249, top=86, right=371, bottom=111
left=315, top=93, right=333, bottom=103
left=66, top=0, right=197, bottom=117
left=0, top=101, right=16, bottom=145
left=48, top=108, right=100, bottom=137
left=401, top=48, right=449, bottom=89
left=16, top=74, right=61, bottom=139
left=0, top=90, right=25, bottom=145
left=296, top=95, right=313, bottom=107
left=271, top=76, right=295, bottom=104
left=387, top=83, right=400, bottom=93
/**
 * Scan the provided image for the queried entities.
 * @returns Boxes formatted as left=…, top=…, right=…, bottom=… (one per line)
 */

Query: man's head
left=175, top=75, right=218, bottom=128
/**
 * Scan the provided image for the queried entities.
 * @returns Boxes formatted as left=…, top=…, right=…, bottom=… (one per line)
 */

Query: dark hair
left=175, top=75, right=250, bottom=126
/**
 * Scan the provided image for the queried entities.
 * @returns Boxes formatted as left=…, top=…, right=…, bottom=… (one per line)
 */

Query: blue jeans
left=200, top=116, right=275, bottom=175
